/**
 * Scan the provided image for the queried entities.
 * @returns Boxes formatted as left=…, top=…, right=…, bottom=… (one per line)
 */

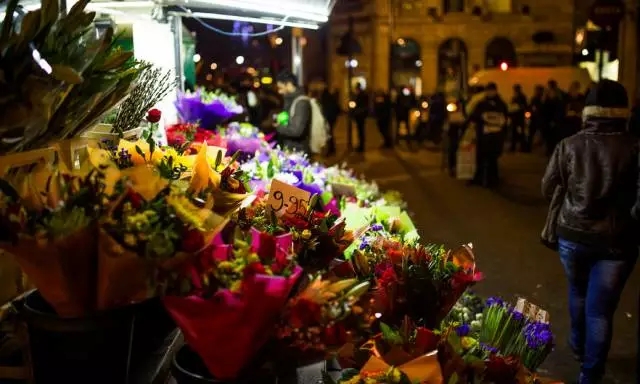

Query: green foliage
left=0, top=0, right=145, bottom=153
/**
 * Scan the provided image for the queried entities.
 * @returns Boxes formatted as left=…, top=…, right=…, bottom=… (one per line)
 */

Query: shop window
left=443, top=0, right=464, bottom=13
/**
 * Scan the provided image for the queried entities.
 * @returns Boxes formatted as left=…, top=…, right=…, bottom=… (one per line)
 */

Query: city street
left=326, top=117, right=639, bottom=384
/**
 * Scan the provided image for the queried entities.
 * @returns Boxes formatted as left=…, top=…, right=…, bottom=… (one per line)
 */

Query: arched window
left=437, top=38, right=468, bottom=97
left=443, top=0, right=464, bottom=13
left=485, top=37, right=517, bottom=68
left=390, top=38, right=422, bottom=90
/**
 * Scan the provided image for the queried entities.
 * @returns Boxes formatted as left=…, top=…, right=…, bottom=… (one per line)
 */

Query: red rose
left=255, top=232, right=276, bottom=262
left=324, top=323, right=348, bottom=346
left=288, top=298, right=322, bottom=329
left=244, top=261, right=266, bottom=276
left=146, top=108, right=162, bottom=123
left=126, top=189, right=143, bottom=209
left=181, top=229, right=205, bottom=253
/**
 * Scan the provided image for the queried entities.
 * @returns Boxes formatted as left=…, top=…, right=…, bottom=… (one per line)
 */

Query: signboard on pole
left=589, top=0, right=625, bottom=29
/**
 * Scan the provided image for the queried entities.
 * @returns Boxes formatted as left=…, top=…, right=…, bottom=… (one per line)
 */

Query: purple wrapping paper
left=175, top=91, right=239, bottom=130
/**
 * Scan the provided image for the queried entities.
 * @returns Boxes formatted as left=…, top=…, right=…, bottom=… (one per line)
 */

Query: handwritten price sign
left=267, top=179, right=312, bottom=216
left=515, top=297, right=550, bottom=324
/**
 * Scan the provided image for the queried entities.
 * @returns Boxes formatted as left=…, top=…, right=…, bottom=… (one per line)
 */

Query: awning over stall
left=160, top=0, right=335, bottom=29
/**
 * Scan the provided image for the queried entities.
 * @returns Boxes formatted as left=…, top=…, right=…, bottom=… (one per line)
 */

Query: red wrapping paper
left=163, top=267, right=302, bottom=380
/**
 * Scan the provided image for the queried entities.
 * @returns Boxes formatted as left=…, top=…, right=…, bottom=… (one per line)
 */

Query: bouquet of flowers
left=163, top=228, right=303, bottom=380
left=330, top=318, right=443, bottom=384
left=275, top=277, right=373, bottom=362
left=0, top=161, right=105, bottom=317
left=175, top=89, right=243, bottom=130
left=165, top=122, right=227, bottom=152
left=243, top=197, right=354, bottom=271
left=439, top=297, right=554, bottom=383
left=351, top=234, right=482, bottom=328
left=222, top=122, right=275, bottom=162
left=96, top=163, right=226, bottom=309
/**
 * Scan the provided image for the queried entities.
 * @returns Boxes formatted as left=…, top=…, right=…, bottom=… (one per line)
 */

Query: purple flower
left=358, top=239, right=369, bottom=250
left=370, top=223, right=384, bottom=231
left=480, top=342, right=499, bottom=354
left=507, top=307, right=524, bottom=322
left=456, top=324, right=471, bottom=337
left=486, top=297, right=504, bottom=307
left=523, top=321, right=554, bottom=349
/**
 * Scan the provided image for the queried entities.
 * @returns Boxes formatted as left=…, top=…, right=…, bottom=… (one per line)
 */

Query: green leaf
left=51, top=65, right=84, bottom=84
left=215, top=150, right=222, bottom=168
left=100, top=51, right=134, bottom=71
left=380, top=322, right=403, bottom=345
left=448, top=372, right=459, bottom=384
left=40, top=0, right=59, bottom=29
left=135, top=145, right=145, bottom=159
left=147, top=136, right=156, bottom=156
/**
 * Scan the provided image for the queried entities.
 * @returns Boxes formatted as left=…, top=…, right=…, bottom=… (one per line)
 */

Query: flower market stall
left=0, top=1, right=563, bottom=383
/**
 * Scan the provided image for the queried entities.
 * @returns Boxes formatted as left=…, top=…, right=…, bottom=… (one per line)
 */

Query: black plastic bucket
left=22, top=291, right=134, bottom=384
left=171, top=345, right=277, bottom=384
left=130, top=297, right=176, bottom=368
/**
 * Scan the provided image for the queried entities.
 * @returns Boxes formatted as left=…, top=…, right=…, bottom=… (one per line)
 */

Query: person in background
left=374, top=89, right=393, bottom=149
left=543, top=80, right=638, bottom=384
left=525, top=85, right=545, bottom=152
left=319, top=86, right=340, bottom=156
left=508, top=84, right=528, bottom=152
left=542, top=79, right=567, bottom=156
left=564, top=81, right=585, bottom=138
left=275, top=71, right=311, bottom=154
left=394, top=87, right=413, bottom=140
left=467, top=82, right=508, bottom=188
left=351, top=82, right=369, bottom=152
left=427, top=91, right=447, bottom=144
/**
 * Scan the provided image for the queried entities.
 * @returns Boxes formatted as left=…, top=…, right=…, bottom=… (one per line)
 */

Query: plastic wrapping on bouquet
left=163, top=267, right=302, bottom=380
left=249, top=227, right=293, bottom=262
left=2, top=225, right=97, bottom=317
left=96, top=228, right=194, bottom=310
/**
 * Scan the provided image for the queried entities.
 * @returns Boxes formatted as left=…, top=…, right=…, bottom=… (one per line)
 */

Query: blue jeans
left=558, top=238, right=637, bottom=383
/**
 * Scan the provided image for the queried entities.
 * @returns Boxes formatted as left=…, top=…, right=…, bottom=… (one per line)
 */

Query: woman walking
left=542, top=80, right=639, bottom=384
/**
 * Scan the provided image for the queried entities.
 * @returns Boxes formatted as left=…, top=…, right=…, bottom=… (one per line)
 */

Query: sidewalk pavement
left=325, top=116, right=549, bottom=206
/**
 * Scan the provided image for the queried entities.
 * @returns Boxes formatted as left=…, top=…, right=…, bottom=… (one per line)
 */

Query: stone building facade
left=328, top=0, right=576, bottom=98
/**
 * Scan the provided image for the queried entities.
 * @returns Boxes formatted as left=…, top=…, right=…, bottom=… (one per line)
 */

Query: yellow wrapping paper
left=361, top=351, right=443, bottom=384
left=2, top=227, right=98, bottom=317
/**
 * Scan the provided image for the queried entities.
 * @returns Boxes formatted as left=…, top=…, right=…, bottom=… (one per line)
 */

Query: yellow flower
left=218, top=261, right=234, bottom=270
left=461, top=336, right=478, bottom=350
left=301, top=229, right=312, bottom=240
left=124, top=233, right=137, bottom=247
left=387, top=367, right=403, bottom=382
left=230, top=280, right=242, bottom=292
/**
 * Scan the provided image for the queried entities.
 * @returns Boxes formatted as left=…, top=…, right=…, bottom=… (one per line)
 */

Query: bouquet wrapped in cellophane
left=327, top=318, right=443, bottom=384
left=0, top=153, right=105, bottom=317
left=175, top=89, right=243, bottom=130
left=90, top=140, right=252, bottom=309
left=349, top=223, right=483, bottom=329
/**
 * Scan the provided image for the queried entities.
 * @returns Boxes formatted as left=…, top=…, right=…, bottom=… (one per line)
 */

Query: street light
left=210, top=62, right=218, bottom=70
left=236, top=56, right=245, bottom=65
left=193, top=53, right=201, bottom=63
left=275, top=36, right=283, bottom=45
